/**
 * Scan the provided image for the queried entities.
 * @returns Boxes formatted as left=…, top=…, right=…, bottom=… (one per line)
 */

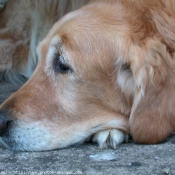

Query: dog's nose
left=0, top=111, right=8, bottom=136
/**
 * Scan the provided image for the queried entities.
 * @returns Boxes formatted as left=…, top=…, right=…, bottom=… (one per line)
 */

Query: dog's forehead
left=46, top=8, right=87, bottom=41
left=42, top=10, right=91, bottom=54
left=40, top=2, right=130, bottom=71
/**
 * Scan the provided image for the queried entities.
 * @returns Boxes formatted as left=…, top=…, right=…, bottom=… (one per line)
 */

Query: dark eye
left=53, top=54, right=72, bottom=74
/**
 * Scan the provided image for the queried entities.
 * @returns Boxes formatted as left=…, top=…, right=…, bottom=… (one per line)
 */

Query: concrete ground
left=0, top=82, right=175, bottom=175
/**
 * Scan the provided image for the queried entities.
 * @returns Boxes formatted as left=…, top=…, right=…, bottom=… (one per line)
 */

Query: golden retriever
left=0, top=0, right=175, bottom=151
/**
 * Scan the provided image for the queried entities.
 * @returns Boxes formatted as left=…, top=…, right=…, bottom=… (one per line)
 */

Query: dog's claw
left=92, top=129, right=128, bottom=149
left=92, top=130, right=110, bottom=149
left=108, top=129, right=129, bottom=149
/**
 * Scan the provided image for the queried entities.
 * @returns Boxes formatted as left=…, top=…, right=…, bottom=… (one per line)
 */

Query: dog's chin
left=0, top=122, right=56, bottom=151
left=0, top=136, right=53, bottom=152
left=0, top=121, right=91, bottom=151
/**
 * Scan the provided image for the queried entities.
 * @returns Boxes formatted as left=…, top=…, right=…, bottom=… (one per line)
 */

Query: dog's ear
left=118, top=37, right=175, bottom=144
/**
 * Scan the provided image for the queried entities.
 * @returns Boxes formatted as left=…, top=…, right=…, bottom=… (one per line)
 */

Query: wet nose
left=0, top=111, right=8, bottom=136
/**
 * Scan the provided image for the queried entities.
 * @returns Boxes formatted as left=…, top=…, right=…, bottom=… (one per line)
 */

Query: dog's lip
left=0, top=137, right=11, bottom=150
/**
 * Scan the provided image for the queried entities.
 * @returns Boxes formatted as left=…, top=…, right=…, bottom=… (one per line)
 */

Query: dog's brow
left=47, top=36, right=62, bottom=61
left=50, top=36, right=62, bottom=48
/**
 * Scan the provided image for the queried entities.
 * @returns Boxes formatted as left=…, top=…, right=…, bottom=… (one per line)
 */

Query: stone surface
left=0, top=82, right=175, bottom=175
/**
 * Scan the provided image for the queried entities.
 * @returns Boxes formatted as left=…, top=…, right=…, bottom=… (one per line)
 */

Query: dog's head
left=1, top=0, right=175, bottom=151
left=0, top=2, right=132, bottom=151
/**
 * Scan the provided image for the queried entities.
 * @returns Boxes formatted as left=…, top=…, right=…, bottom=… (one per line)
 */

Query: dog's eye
left=53, top=54, right=72, bottom=74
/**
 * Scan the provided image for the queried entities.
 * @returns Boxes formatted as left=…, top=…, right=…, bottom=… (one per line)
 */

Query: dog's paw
left=92, top=129, right=128, bottom=149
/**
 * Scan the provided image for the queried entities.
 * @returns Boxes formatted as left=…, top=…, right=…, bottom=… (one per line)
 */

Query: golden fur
left=0, top=0, right=175, bottom=151
left=0, top=0, right=89, bottom=82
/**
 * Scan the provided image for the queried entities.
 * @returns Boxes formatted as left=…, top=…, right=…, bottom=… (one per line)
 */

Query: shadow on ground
left=0, top=82, right=175, bottom=175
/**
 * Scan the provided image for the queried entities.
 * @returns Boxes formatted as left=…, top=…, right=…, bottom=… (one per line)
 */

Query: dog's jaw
left=0, top=121, right=52, bottom=151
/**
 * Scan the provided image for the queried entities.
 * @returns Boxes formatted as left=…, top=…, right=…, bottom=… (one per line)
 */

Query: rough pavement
left=0, top=82, right=175, bottom=175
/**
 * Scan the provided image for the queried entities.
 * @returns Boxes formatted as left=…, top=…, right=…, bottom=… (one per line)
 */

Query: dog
left=0, top=0, right=89, bottom=82
left=0, top=0, right=175, bottom=151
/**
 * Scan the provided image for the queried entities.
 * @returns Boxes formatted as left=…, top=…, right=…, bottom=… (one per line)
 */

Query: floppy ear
left=119, top=38, right=175, bottom=144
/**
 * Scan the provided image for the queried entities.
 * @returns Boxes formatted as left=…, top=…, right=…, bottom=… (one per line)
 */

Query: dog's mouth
left=0, top=117, right=91, bottom=151
left=0, top=119, right=54, bottom=151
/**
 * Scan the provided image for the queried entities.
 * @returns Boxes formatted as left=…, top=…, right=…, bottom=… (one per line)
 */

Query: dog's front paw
left=92, top=129, right=128, bottom=149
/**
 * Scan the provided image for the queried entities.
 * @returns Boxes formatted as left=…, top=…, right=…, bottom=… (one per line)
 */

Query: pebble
left=89, top=151, right=118, bottom=161
left=162, top=167, right=170, bottom=175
